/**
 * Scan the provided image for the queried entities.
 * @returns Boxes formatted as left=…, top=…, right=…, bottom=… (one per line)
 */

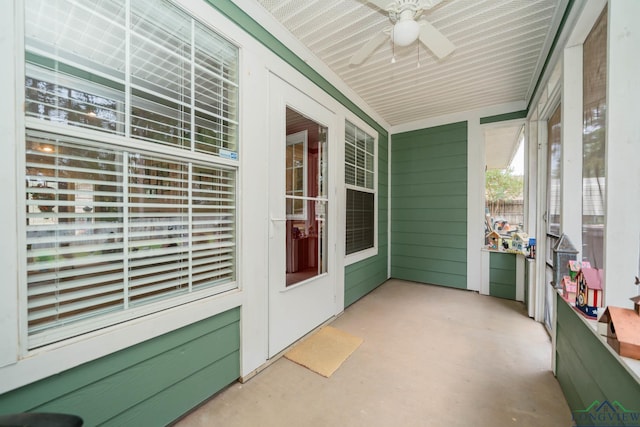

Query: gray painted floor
left=176, top=279, right=573, bottom=427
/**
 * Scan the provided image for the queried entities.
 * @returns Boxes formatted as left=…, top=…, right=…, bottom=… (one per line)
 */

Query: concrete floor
left=175, top=280, right=573, bottom=427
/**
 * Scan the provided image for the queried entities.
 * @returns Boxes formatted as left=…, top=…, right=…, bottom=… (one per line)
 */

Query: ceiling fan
left=349, top=0, right=455, bottom=65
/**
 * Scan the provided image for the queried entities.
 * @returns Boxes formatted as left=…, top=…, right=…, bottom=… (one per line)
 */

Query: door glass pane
left=285, top=108, right=328, bottom=287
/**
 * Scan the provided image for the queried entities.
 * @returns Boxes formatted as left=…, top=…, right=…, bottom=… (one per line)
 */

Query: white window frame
left=20, top=0, right=241, bottom=350
left=344, top=117, right=378, bottom=266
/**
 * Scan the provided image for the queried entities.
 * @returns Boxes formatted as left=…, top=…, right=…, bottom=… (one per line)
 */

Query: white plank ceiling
left=253, top=0, right=566, bottom=128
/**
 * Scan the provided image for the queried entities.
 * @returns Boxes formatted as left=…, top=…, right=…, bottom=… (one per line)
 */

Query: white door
left=268, top=75, right=338, bottom=357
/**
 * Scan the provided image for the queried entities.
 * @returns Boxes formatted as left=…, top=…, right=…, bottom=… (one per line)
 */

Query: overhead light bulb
left=392, top=13, right=420, bottom=47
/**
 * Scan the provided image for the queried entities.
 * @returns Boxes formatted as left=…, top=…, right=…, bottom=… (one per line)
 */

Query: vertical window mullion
left=190, top=19, right=196, bottom=152
left=188, top=162, right=193, bottom=292
left=123, top=152, right=130, bottom=309
left=125, top=0, right=132, bottom=139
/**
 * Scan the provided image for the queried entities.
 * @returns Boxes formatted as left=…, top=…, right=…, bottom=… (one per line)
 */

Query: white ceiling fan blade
left=418, top=20, right=455, bottom=59
left=365, top=0, right=395, bottom=10
left=349, top=31, right=388, bottom=65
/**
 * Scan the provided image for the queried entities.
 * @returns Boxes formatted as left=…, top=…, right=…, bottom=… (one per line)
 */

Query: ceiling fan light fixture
left=392, top=16, right=420, bottom=46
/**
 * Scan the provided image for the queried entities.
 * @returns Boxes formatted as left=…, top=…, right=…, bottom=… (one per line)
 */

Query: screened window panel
left=547, top=105, right=562, bottom=237
left=544, top=105, right=562, bottom=266
left=582, top=7, right=607, bottom=269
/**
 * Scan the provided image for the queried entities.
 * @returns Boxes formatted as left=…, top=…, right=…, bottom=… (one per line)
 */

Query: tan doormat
left=284, top=326, right=363, bottom=378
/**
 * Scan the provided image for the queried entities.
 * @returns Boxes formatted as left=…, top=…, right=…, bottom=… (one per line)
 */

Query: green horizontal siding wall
left=345, top=130, right=389, bottom=307
left=556, top=295, right=640, bottom=412
left=0, top=308, right=240, bottom=426
left=390, top=121, right=467, bottom=289
left=489, top=252, right=517, bottom=300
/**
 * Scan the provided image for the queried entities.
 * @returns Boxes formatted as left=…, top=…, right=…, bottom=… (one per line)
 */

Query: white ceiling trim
left=390, top=100, right=526, bottom=134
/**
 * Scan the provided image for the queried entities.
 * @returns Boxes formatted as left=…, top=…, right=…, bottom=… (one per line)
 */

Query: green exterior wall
left=345, top=130, right=389, bottom=307
left=489, top=252, right=517, bottom=300
left=0, top=308, right=240, bottom=426
left=555, top=294, right=640, bottom=412
left=390, top=121, right=468, bottom=289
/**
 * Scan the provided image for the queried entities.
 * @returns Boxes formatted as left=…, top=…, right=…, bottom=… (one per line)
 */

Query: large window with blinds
left=24, top=0, right=239, bottom=348
left=345, top=121, right=377, bottom=258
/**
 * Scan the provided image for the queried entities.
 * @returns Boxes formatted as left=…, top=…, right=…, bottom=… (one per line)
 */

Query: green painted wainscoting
left=555, top=294, right=640, bottom=412
left=0, top=307, right=240, bottom=426
left=489, top=252, right=517, bottom=300
left=390, top=121, right=468, bottom=289
left=345, top=130, right=389, bottom=307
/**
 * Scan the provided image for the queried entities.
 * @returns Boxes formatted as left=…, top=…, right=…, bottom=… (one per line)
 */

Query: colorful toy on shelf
left=574, top=267, right=604, bottom=318
left=561, top=275, right=577, bottom=304
left=528, top=237, right=536, bottom=259
left=511, top=232, right=529, bottom=252
left=598, top=296, right=640, bottom=360
left=568, top=260, right=591, bottom=281
left=486, top=231, right=501, bottom=250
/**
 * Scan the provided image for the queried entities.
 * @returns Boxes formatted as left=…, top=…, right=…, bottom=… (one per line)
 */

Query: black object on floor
left=0, top=413, right=83, bottom=427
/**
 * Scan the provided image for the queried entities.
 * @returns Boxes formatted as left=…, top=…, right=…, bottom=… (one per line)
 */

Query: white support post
left=561, top=45, right=583, bottom=256
left=603, top=0, right=640, bottom=308
left=0, top=0, right=20, bottom=368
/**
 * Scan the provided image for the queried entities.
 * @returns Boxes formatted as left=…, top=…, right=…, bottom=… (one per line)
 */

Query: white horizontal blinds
left=345, top=121, right=357, bottom=185
left=193, top=21, right=239, bottom=155
left=130, top=0, right=191, bottom=150
left=364, top=134, right=375, bottom=189
left=24, top=0, right=126, bottom=135
left=191, top=166, right=236, bottom=288
left=25, top=132, right=237, bottom=344
left=129, top=0, right=239, bottom=156
left=26, top=132, right=126, bottom=337
left=344, top=121, right=375, bottom=189
left=127, top=155, right=190, bottom=305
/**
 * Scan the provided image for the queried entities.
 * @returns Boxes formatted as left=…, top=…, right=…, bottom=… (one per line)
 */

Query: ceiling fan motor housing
left=388, top=0, right=444, bottom=46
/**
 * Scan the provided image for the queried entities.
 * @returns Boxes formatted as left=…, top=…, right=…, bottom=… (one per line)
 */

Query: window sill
left=345, top=247, right=378, bottom=266
left=0, top=289, right=243, bottom=395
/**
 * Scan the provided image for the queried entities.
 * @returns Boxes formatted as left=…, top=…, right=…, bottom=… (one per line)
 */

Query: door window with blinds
left=344, top=120, right=377, bottom=258
left=23, top=0, right=238, bottom=348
